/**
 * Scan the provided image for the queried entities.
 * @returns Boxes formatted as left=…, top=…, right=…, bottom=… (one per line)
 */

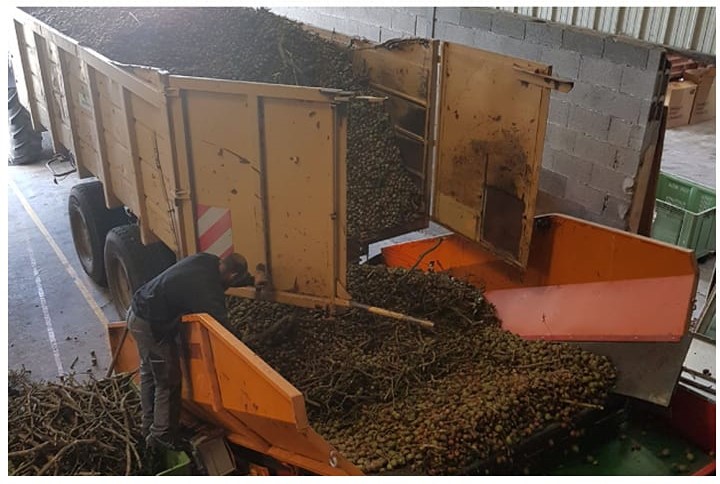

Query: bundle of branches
left=8, top=370, right=145, bottom=476
left=226, top=264, right=617, bottom=473
left=23, top=7, right=424, bottom=242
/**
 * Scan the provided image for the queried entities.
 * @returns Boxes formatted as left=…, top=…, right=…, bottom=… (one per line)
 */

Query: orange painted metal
left=106, top=315, right=362, bottom=476
left=382, top=214, right=698, bottom=342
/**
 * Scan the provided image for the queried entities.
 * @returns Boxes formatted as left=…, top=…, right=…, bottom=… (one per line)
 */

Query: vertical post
left=86, top=64, right=122, bottom=208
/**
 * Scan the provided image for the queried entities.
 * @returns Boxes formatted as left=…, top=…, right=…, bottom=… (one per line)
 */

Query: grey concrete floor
left=7, top=161, right=119, bottom=382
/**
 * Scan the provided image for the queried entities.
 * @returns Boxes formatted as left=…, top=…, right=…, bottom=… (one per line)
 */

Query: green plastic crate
left=157, top=450, right=192, bottom=476
left=651, top=172, right=716, bottom=258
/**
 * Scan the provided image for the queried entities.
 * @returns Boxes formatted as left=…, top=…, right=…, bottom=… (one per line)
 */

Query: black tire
left=68, top=181, right=130, bottom=286
left=8, top=87, right=42, bottom=165
left=104, top=224, right=177, bottom=318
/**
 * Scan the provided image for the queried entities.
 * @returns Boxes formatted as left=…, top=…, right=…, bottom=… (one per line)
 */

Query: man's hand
left=229, top=272, right=255, bottom=288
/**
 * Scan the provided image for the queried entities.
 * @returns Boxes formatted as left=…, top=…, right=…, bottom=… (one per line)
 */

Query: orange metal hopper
left=382, top=214, right=698, bottom=342
left=107, top=314, right=362, bottom=476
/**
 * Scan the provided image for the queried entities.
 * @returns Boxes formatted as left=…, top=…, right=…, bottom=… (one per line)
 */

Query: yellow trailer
left=11, top=8, right=703, bottom=477
left=11, top=7, right=572, bottom=318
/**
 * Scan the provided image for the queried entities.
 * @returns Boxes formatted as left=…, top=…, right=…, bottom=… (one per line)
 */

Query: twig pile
left=227, top=264, right=617, bottom=474
left=22, top=7, right=424, bottom=242
left=8, top=370, right=145, bottom=476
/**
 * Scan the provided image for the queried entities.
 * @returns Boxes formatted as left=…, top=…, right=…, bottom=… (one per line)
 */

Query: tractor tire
left=104, top=224, right=176, bottom=318
left=68, top=181, right=130, bottom=286
left=8, top=87, right=42, bottom=166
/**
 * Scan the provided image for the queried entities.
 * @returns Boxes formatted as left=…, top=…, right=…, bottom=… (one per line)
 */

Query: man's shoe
left=146, top=433, right=180, bottom=451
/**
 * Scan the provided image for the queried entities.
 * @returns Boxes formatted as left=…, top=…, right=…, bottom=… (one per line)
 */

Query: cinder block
left=568, top=105, right=611, bottom=141
left=565, top=179, right=607, bottom=214
left=380, top=27, right=407, bottom=42
left=541, top=142, right=555, bottom=168
left=637, top=99, right=654, bottom=126
left=536, top=190, right=589, bottom=219
left=405, top=7, right=434, bottom=18
left=391, top=10, right=417, bottom=35
left=590, top=164, right=635, bottom=198
left=436, top=7, right=462, bottom=25
left=613, top=147, right=641, bottom=176
left=546, top=122, right=579, bottom=151
left=628, top=124, right=645, bottom=151
left=607, top=117, right=633, bottom=147
left=415, top=18, right=432, bottom=38
left=492, top=12, right=527, bottom=39
left=602, top=195, right=631, bottom=221
left=646, top=47, right=666, bottom=71
left=578, top=56, right=623, bottom=90
left=357, top=22, right=381, bottom=42
left=540, top=48, right=581, bottom=79
left=332, top=15, right=360, bottom=37
left=604, top=37, right=650, bottom=68
left=548, top=99, right=570, bottom=126
left=570, top=83, right=642, bottom=123
left=498, top=35, right=543, bottom=61
left=436, top=21, right=475, bottom=45
left=552, top=149, right=593, bottom=183
left=367, top=8, right=395, bottom=24
left=620, top=66, right=660, bottom=100
left=539, top=168, right=568, bottom=197
left=459, top=7, right=495, bottom=30
left=305, top=12, right=334, bottom=31
left=573, top=134, right=615, bottom=166
left=472, top=30, right=504, bottom=53
left=562, top=27, right=605, bottom=58
left=524, top=20, right=563, bottom=47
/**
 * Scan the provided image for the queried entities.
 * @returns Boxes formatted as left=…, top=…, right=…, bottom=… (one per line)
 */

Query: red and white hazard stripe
left=196, top=204, right=234, bottom=259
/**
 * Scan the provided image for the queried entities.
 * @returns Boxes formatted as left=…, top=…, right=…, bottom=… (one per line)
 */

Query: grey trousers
left=127, top=308, right=181, bottom=442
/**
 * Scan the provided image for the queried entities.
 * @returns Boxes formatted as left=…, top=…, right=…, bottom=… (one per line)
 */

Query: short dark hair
left=221, top=253, right=248, bottom=275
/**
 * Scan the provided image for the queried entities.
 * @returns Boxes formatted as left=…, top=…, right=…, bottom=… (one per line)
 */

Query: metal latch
left=173, top=188, right=191, bottom=200
left=512, top=65, right=574, bottom=93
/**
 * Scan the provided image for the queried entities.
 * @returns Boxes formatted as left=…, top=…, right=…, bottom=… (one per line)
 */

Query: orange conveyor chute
left=382, top=214, right=698, bottom=342
left=107, top=314, right=362, bottom=476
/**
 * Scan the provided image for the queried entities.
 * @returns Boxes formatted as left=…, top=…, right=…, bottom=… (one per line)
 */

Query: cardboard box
left=664, top=80, right=697, bottom=128
left=684, top=66, right=716, bottom=124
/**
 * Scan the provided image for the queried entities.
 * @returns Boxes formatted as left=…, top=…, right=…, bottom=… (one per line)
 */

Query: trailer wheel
left=104, top=225, right=176, bottom=318
left=68, top=181, right=129, bottom=286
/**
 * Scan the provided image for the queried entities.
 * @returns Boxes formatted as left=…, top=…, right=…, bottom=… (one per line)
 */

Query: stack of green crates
left=651, top=172, right=716, bottom=258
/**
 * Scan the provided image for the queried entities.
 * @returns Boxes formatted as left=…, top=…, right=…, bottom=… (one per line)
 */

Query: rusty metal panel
left=171, top=76, right=349, bottom=307
left=179, top=88, right=266, bottom=282
left=433, top=42, right=551, bottom=268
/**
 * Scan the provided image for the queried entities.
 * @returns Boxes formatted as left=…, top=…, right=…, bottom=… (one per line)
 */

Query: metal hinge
left=164, top=87, right=180, bottom=98
left=173, top=189, right=191, bottom=200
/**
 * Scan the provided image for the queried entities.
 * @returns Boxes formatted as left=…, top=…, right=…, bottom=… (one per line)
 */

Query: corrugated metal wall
left=498, top=6, right=715, bottom=55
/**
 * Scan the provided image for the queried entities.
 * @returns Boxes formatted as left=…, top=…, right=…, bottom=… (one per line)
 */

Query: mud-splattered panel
left=433, top=42, right=551, bottom=268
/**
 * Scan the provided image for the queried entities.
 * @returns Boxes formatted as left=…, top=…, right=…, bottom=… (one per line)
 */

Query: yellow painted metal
left=167, top=75, right=349, bottom=307
left=12, top=7, right=351, bottom=308
left=433, top=42, right=553, bottom=268
left=107, top=315, right=363, bottom=476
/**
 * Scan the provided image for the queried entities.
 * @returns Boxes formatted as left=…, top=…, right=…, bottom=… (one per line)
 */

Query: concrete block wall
left=271, top=7, right=668, bottom=230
